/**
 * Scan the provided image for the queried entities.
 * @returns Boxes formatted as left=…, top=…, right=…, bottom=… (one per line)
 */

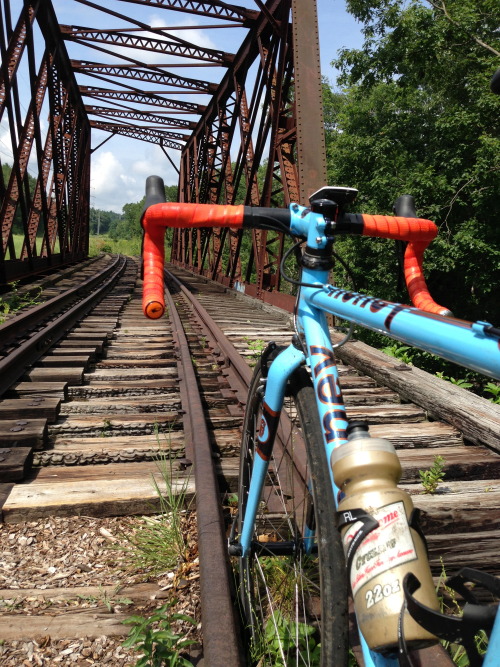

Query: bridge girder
left=1, top=0, right=326, bottom=295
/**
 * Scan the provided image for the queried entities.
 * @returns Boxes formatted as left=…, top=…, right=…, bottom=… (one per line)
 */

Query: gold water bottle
left=332, top=422, right=439, bottom=652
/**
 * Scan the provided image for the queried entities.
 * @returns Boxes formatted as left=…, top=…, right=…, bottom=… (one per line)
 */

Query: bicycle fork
left=229, top=343, right=305, bottom=558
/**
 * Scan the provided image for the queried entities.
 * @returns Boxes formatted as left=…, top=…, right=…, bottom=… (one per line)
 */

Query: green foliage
left=108, top=184, right=178, bottom=244
left=225, top=493, right=238, bottom=507
left=245, top=337, right=267, bottom=365
left=435, top=372, right=473, bottom=388
left=253, top=611, right=320, bottom=667
left=109, top=199, right=145, bottom=241
left=0, top=281, right=42, bottom=324
left=381, top=343, right=414, bottom=364
left=114, top=450, right=192, bottom=574
left=122, top=600, right=196, bottom=667
left=484, top=382, right=500, bottom=403
left=327, top=0, right=500, bottom=325
left=88, top=234, right=142, bottom=256
left=89, top=208, right=121, bottom=235
left=77, top=585, right=133, bottom=611
left=419, top=455, right=446, bottom=494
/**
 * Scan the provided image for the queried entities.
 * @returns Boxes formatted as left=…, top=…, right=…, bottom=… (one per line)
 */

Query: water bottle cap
left=331, top=436, right=397, bottom=466
left=346, top=420, right=370, bottom=440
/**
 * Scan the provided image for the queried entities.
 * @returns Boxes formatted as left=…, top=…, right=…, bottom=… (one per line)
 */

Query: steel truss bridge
left=1, top=0, right=327, bottom=303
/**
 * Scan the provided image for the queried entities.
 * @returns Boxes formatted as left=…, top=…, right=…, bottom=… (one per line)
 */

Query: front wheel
left=236, top=360, right=349, bottom=666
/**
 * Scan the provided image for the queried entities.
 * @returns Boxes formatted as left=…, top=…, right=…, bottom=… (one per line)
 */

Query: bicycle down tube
left=141, top=176, right=500, bottom=667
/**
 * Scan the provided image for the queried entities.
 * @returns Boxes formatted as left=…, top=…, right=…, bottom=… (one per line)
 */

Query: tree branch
left=423, top=0, right=500, bottom=57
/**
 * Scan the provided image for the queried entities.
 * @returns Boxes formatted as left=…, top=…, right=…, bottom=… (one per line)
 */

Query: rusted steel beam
left=170, top=0, right=328, bottom=305
left=180, top=0, right=285, bottom=171
left=291, top=0, right=327, bottom=203
left=1, top=0, right=89, bottom=282
left=90, top=121, right=185, bottom=149
left=0, top=2, right=39, bottom=117
left=91, top=111, right=194, bottom=129
left=71, top=60, right=217, bottom=92
left=85, top=107, right=191, bottom=138
left=170, top=0, right=293, bottom=294
left=1, top=54, right=50, bottom=256
left=21, top=26, right=54, bottom=261
left=113, top=0, right=258, bottom=24
left=22, top=133, right=52, bottom=260
left=60, top=25, right=234, bottom=65
left=80, top=86, right=205, bottom=113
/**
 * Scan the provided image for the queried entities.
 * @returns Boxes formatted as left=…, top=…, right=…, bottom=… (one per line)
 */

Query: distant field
left=88, top=235, right=141, bottom=257
left=10, top=234, right=61, bottom=256
left=8, top=234, right=143, bottom=259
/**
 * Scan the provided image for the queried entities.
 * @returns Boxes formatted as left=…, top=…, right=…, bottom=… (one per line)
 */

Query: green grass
left=88, top=234, right=142, bottom=256
left=7, top=234, right=60, bottom=257
left=112, top=446, right=192, bottom=575
left=8, top=233, right=142, bottom=257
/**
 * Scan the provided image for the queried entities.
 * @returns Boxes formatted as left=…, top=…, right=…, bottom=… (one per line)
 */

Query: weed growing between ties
left=244, top=337, right=267, bottom=366
left=436, top=560, right=489, bottom=666
left=110, top=443, right=200, bottom=665
left=77, top=584, right=133, bottom=612
left=419, top=455, right=446, bottom=494
left=113, top=448, right=193, bottom=575
left=122, top=600, right=197, bottom=667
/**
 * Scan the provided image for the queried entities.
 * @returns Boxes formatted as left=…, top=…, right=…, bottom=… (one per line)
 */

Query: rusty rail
left=0, top=254, right=126, bottom=397
left=163, top=280, right=245, bottom=667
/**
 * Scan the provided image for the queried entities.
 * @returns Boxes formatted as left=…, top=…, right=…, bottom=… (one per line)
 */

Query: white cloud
left=91, top=150, right=137, bottom=212
left=105, top=17, right=220, bottom=66
left=91, top=143, right=179, bottom=212
left=0, top=119, right=14, bottom=164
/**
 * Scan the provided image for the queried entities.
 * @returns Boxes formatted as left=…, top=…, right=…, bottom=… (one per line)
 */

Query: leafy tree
left=109, top=199, right=144, bottom=240
left=1, top=162, right=38, bottom=234
left=108, top=184, right=178, bottom=240
left=165, top=184, right=178, bottom=202
left=89, top=208, right=121, bottom=235
left=327, top=0, right=500, bottom=324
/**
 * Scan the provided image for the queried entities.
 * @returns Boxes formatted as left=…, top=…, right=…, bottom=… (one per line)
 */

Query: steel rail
left=0, top=254, right=124, bottom=351
left=165, top=268, right=251, bottom=401
left=0, top=255, right=127, bottom=397
left=163, top=277, right=244, bottom=666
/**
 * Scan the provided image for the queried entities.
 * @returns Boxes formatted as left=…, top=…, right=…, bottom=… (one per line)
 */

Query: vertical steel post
left=291, top=0, right=327, bottom=204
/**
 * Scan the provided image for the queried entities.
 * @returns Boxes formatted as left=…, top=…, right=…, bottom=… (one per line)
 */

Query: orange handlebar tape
left=360, top=215, right=451, bottom=316
left=142, top=202, right=245, bottom=230
left=141, top=203, right=244, bottom=319
left=142, top=225, right=166, bottom=319
left=404, top=243, right=452, bottom=316
left=360, top=214, right=437, bottom=243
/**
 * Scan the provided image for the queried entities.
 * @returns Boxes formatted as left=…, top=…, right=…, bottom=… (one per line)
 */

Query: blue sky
left=2, top=0, right=364, bottom=213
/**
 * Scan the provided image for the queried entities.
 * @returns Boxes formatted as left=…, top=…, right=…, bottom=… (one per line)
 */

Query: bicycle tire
left=237, top=357, right=349, bottom=666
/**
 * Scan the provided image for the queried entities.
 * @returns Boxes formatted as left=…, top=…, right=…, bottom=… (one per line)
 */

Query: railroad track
left=0, top=257, right=499, bottom=665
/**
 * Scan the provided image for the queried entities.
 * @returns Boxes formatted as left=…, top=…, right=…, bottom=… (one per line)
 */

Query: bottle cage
left=398, top=568, right=500, bottom=667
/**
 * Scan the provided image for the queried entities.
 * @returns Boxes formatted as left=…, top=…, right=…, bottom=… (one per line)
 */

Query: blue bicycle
left=141, top=178, right=500, bottom=667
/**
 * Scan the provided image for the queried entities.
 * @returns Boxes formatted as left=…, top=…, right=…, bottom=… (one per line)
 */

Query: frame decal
left=256, top=401, right=280, bottom=460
